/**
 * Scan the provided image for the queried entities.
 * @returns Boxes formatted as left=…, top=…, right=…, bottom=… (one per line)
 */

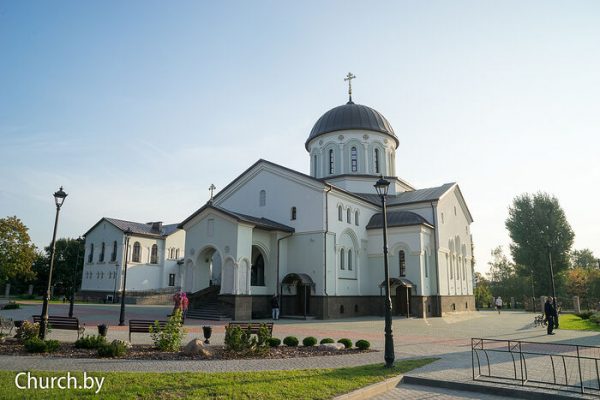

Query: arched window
left=340, top=249, right=345, bottom=270
left=354, top=211, right=359, bottom=226
left=150, top=244, right=158, bottom=264
left=313, top=155, right=317, bottom=176
left=329, top=149, right=334, bottom=174
left=132, top=242, right=141, bottom=263
left=338, top=205, right=343, bottom=221
left=348, top=249, right=353, bottom=271
left=291, top=206, right=297, bottom=220
left=251, top=253, right=265, bottom=286
left=399, top=250, right=406, bottom=277
left=351, top=146, right=358, bottom=172
left=88, top=244, right=94, bottom=263
left=374, top=148, right=380, bottom=174
left=111, top=241, right=117, bottom=262
left=346, top=208, right=351, bottom=223
left=175, top=248, right=180, bottom=258
left=259, top=190, right=266, bottom=207
left=99, top=242, right=105, bottom=262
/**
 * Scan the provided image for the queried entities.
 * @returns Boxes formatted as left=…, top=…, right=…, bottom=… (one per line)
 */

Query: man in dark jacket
left=544, top=297, right=557, bottom=335
left=271, top=295, right=280, bottom=320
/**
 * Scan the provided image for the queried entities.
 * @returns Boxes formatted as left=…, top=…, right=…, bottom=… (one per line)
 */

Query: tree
left=0, top=216, right=37, bottom=283
left=42, top=238, right=85, bottom=298
left=474, top=272, right=493, bottom=308
left=505, top=193, right=574, bottom=297
left=570, top=249, right=598, bottom=269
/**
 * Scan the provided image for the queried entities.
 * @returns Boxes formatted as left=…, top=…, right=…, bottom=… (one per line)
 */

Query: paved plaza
left=1, top=302, right=599, bottom=398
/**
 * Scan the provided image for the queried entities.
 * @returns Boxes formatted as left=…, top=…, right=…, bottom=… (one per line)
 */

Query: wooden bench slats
left=227, top=322, right=273, bottom=335
left=32, top=315, right=85, bottom=338
left=128, top=319, right=167, bottom=342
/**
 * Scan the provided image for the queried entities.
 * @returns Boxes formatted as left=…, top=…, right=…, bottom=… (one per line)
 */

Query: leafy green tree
left=474, top=272, right=493, bottom=308
left=570, top=249, right=598, bottom=269
left=0, top=216, right=36, bottom=284
left=505, top=193, right=574, bottom=297
left=44, top=238, right=85, bottom=298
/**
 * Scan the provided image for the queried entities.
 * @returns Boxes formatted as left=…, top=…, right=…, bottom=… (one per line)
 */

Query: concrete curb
left=333, top=375, right=404, bottom=400
left=402, top=375, right=585, bottom=400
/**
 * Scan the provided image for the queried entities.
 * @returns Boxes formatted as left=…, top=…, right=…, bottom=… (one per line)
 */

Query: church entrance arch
left=281, top=273, right=315, bottom=319
left=250, top=246, right=266, bottom=287
left=190, top=246, right=222, bottom=293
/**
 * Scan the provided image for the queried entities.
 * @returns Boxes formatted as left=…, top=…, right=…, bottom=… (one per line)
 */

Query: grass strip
left=0, top=358, right=436, bottom=399
left=559, top=313, right=600, bottom=332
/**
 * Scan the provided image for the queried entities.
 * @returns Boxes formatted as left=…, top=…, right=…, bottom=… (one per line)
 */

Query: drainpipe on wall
left=431, top=201, right=441, bottom=316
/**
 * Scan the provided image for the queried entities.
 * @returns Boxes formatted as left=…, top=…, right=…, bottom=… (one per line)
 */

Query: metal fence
left=472, top=338, right=600, bottom=396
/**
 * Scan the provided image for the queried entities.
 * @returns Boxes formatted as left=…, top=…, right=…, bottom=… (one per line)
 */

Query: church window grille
left=399, top=250, right=406, bottom=277
left=151, top=244, right=158, bottom=264
left=88, top=244, right=94, bottom=263
left=251, top=253, right=265, bottom=286
left=351, top=147, right=358, bottom=172
left=329, top=149, right=334, bottom=174
left=259, top=190, right=266, bottom=207
left=355, top=211, right=359, bottom=226
left=99, top=242, right=105, bottom=262
left=338, top=205, right=343, bottom=221
left=132, top=242, right=141, bottom=263
left=291, top=206, right=297, bottom=220
left=374, top=149, right=380, bottom=174
left=169, top=274, right=176, bottom=286
left=346, top=208, right=351, bottom=223
left=111, top=241, right=117, bottom=262
left=340, top=249, right=345, bottom=270
left=348, top=250, right=353, bottom=271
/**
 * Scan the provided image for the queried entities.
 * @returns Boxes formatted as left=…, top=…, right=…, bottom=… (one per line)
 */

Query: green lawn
left=0, top=359, right=436, bottom=399
left=559, top=313, right=600, bottom=332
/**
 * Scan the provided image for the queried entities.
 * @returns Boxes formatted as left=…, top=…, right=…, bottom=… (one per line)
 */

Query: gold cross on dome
left=344, top=72, right=356, bottom=103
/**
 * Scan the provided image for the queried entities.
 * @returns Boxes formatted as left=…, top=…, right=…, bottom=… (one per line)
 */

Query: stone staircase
left=186, top=285, right=231, bottom=321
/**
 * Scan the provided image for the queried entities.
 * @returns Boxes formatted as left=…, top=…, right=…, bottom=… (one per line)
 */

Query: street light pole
left=39, top=187, right=67, bottom=340
left=548, top=245, right=558, bottom=328
left=68, top=237, right=82, bottom=318
left=118, top=228, right=132, bottom=326
left=375, top=177, right=395, bottom=368
left=530, top=270, right=536, bottom=314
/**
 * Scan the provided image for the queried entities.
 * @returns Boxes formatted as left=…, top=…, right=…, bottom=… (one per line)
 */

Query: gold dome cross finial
left=344, top=72, right=356, bottom=103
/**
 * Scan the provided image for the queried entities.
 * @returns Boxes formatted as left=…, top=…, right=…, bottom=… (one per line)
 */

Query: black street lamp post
left=374, top=177, right=395, bottom=368
left=39, top=186, right=67, bottom=340
left=68, top=237, right=83, bottom=318
left=118, top=228, right=132, bottom=326
left=548, top=245, right=558, bottom=328
left=530, top=270, right=536, bottom=314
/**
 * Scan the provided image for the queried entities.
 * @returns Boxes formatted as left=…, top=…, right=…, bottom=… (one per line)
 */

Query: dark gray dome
left=306, top=102, right=398, bottom=150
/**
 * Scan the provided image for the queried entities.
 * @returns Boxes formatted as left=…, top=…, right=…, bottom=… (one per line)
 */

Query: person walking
left=545, top=296, right=557, bottom=335
left=271, top=294, right=280, bottom=320
left=495, top=296, right=503, bottom=314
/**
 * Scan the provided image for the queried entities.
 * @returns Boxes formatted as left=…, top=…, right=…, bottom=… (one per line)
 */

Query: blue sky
left=1, top=0, right=599, bottom=272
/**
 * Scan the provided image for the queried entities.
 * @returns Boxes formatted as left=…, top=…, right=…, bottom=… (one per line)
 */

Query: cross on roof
left=344, top=72, right=356, bottom=103
left=209, top=184, right=216, bottom=201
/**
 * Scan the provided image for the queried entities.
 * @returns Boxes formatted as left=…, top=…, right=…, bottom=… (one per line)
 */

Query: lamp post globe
left=374, top=177, right=395, bottom=368
left=39, top=187, right=67, bottom=340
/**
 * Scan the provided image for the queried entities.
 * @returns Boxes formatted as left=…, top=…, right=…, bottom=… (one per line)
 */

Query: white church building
left=80, top=84, right=474, bottom=319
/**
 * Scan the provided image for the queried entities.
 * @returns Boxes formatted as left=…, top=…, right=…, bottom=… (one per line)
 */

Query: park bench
left=128, top=319, right=167, bottom=342
left=32, top=315, right=85, bottom=339
left=226, top=322, right=273, bottom=335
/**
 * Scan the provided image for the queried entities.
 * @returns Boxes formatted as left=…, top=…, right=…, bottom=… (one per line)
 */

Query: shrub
left=256, top=324, right=272, bottom=348
left=267, top=337, right=281, bottom=347
left=576, top=311, right=594, bottom=320
left=283, top=336, right=299, bottom=347
left=24, top=338, right=60, bottom=353
left=224, top=326, right=256, bottom=352
left=16, top=321, right=40, bottom=342
left=319, top=338, right=334, bottom=344
left=590, top=312, right=600, bottom=324
left=2, top=301, right=20, bottom=310
left=98, top=340, right=128, bottom=358
left=337, top=338, right=352, bottom=349
left=302, top=336, right=317, bottom=347
left=149, top=310, right=186, bottom=352
left=355, top=339, right=370, bottom=350
left=75, top=335, right=106, bottom=349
